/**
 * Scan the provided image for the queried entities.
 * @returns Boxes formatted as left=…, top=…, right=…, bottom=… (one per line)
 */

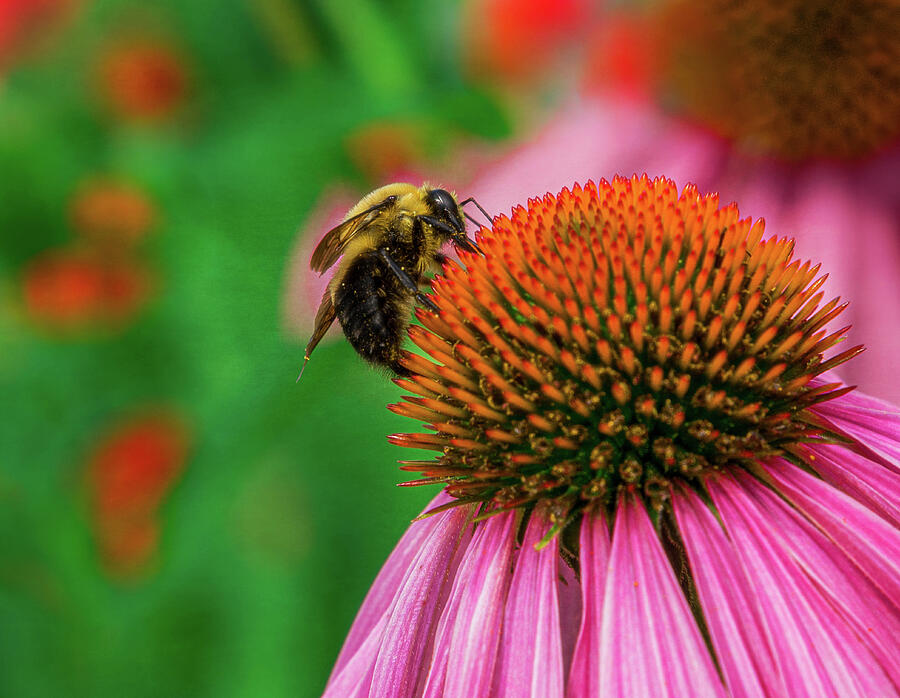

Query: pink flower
left=323, top=177, right=900, bottom=696
left=465, top=97, right=900, bottom=404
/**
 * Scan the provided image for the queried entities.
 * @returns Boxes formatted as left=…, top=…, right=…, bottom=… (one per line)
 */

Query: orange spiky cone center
left=389, top=176, right=860, bottom=528
left=652, top=0, right=900, bottom=160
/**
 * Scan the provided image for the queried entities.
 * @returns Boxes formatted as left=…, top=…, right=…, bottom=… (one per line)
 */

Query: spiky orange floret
left=390, top=175, right=860, bottom=526
left=652, top=0, right=900, bottom=160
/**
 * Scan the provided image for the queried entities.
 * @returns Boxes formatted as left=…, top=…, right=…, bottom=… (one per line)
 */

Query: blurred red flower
left=344, top=121, right=425, bottom=183
left=22, top=248, right=153, bottom=331
left=87, top=412, right=190, bottom=578
left=464, top=0, right=591, bottom=83
left=69, top=178, right=156, bottom=248
left=581, top=14, right=657, bottom=102
left=0, top=0, right=78, bottom=69
left=96, top=38, right=188, bottom=123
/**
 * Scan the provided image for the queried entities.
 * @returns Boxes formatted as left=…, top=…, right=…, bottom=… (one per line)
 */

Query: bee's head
left=426, top=188, right=480, bottom=254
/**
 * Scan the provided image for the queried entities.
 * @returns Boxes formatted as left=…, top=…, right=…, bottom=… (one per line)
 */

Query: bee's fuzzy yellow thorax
left=344, top=183, right=418, bottom=221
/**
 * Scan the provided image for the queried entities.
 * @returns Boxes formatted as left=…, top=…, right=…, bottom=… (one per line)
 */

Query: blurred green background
left=0, top=0, right=539, bottom=695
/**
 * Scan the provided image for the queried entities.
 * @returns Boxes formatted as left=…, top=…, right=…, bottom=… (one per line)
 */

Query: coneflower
left=324, top=175, right=900, bottom=697
left=648, top=0, right=900, bottom=161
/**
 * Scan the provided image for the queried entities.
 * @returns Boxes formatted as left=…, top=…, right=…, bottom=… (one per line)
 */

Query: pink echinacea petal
left=813, top=392, right=900, bottom=473
left=763, top=459, right=900, bottom=614
left=567, top=506, right=611, bottom=698
left=750, top=464, right=900, bottom=689
left=369, top=503, right=474, bottom=697
left=328, top=492, right=456, bottom=681
left=707, top=472, right=896, bottom=697
left=672, top=486, right=781, bottom=697
left=422, top=511, right=517, bottom=698
left=784, top=174, right=900, bottom=404
left=493, top=508, right=565, bottom=698
left=325, top=495, right=474, bottom=697
left=804, top=443, right=900, bottom=528
left=599, top=493, right=724, bottom=697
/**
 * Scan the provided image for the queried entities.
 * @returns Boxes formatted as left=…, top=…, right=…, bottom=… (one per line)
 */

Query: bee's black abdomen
left=334, top=251, right=412, bottom=374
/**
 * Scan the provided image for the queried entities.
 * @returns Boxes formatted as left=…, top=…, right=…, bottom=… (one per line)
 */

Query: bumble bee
left=299, top=183, right=488, bottom=377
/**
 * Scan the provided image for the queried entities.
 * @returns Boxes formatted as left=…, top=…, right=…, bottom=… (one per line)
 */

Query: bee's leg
left=377, top=249, right=439, bottom=312
left=417, top=215, right=455, bottom=236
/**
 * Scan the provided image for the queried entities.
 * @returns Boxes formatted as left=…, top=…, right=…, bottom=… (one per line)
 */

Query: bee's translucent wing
left=306, top=289, right=337, bottom=357
left=309, top=197, right=396, bottom=272
left=298, top=289, right=337, bottom=380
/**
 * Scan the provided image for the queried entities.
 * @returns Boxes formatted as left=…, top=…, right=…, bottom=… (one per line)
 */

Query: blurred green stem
left=307, top=0, right=421, bottom=101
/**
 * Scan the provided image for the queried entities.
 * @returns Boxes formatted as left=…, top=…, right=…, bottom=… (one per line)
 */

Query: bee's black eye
left=426, top=189, right=457, bottom=216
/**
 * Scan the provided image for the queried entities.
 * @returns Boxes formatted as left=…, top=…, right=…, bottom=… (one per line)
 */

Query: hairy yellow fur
left=327, top=183, right=452, bottom=294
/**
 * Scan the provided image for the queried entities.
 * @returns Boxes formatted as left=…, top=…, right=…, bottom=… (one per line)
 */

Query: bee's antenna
left=463, top=212, right=483, bottom=229
left=296, top=355, right=310, bottom=382
left=459, top=197, right=493, bottom=227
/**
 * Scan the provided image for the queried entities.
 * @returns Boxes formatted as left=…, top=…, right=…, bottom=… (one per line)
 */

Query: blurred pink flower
left=323, top=177, right=900, bottom=696
left=630, top=0, right=900, bottom=162
left=463, top=98, right=900, bottom=403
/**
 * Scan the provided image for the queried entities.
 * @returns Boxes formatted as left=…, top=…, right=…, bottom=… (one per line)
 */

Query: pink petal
left=813, top=392, right=900, bottom=473
left=750, top=464, right=900, bottom=688
left=326, top=494, right=474, bottom=697
left=707, top=472, right=895, bottom=696
left=782, top=171, right=900, bottom=404
left=323, top=614, right=383, bottom=697
left=616, top=116, right=726, bottom=194
left=327, top=492, right=457, bottom=681
left=672, top=487, right=781, bottom=697
left=805, top=443, right=900, bottom=527
left=820, top=383, right=900, bottom=416
left=567, top=507, right=611, bottom=698
left=763, top=459, right=900, bottom=611
left=556, top=545, right=583, bottom=682
left=493, top=509, right=564, bottom=698
left=599, top=494, right=724, bottom=697
left=369, top=503, right=474, bottom=697
left=422, top=511, right=516, bottom=698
